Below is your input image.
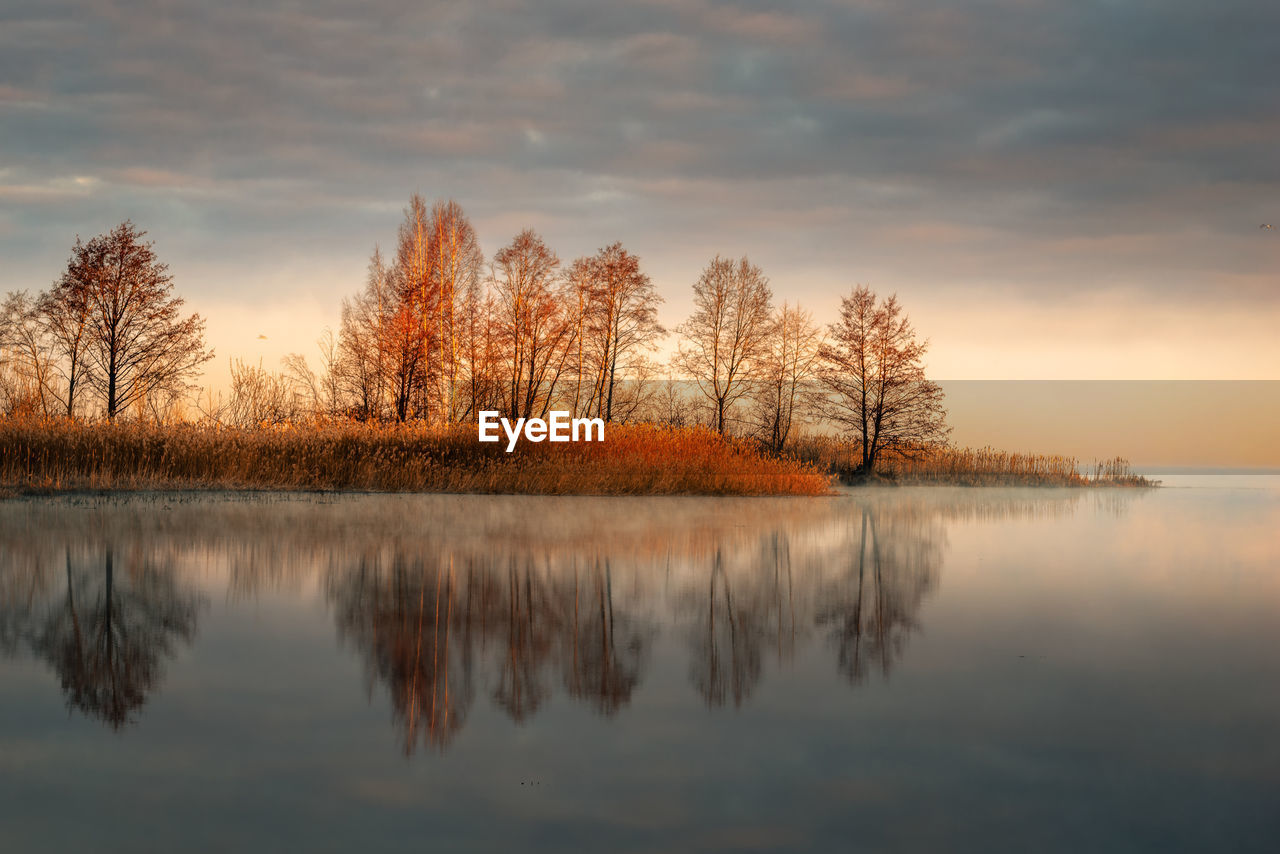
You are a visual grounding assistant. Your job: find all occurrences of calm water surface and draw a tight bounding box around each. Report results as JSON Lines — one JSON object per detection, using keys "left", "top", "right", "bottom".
{"left": 1, "top": 480, "right": 1277, "bottom": 852}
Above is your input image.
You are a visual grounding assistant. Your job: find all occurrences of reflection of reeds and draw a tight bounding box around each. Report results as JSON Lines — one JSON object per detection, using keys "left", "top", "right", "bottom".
{"left": 791, "top": 438, "right": 1155, "bottom": 487}
{"left": 0, "top": 417, "right": 830, "bottom": 497}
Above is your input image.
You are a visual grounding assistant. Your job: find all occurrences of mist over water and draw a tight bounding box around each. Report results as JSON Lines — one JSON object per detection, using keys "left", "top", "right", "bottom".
{"left": 1, "top": 485, "right": 1277, "bottom": 852}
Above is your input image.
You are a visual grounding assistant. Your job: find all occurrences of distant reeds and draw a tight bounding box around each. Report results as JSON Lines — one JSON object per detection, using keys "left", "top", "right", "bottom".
{"left": 790, "top": 437, "right": 1155, "bottom": 487}
{"left": 0, "top": 417, "right": 832, "bottom": 497}
{"left": 0, "top": 417, "right": 1156, "bottom": 498}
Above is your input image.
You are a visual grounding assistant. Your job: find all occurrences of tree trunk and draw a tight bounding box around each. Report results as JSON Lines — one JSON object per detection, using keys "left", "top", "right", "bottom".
{"left": 107, "top": 350, "right": 118, "bottom": 420}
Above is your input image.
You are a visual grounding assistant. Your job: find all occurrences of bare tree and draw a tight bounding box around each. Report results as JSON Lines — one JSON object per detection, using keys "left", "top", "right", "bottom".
{"left": 337, "top": 197, "right": 487, "bottom": 423}
{"left": 384, "top": 296, "right": 429, "bottom": 422}
{"left": 457, "top": 281, "right": 500, "bottom": 419}
{"left": 674, "top": 255, "right": 774, "bottom": 435}
{"left": 640, "top": 374, "right": 695, "bottom": 427}
{"left": 31, "top": 281, "right": 92, "bottom": 417}
{"left": 392, "top": 194, "right": 436, "bottom": 420}
{"left": 224, "top": 359, "right": 305, "bottom": 427}
{"left": 754, "top": 302, "right": 823, "bottom": 451}
{"left": 562, "top": 255, "right": 597, "bottom": 416}
{"left": 279, "top": 330, "right": 342, "bottom": 419}
{"left": 336, "top": 235, "right": 428, "bottom": 423}
{"left": 430, "top": 200, "right": 484, "bottom": 422}
{"left": 1, "top": 292, "right": 59, "bottom": 417}
{"left": 576, "top": 243, "right": 664, "bottom": 421}
{"left": 334, "top": 247, "right": 393, "bottom": 419}
{"left": 817, "top": 286, "right": 948, "bottom": 473}
{"left": 491, "top": 229, "right": 569, "bottom": 419}
{"left": 597, "top": 354, "right": 660, "bottom": 424}
{"left": 54, "top": 222, "right": 212, "bottom": 419}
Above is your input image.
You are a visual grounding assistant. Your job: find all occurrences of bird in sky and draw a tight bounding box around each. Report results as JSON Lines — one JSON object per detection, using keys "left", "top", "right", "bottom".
{"left": 1262, "top": 224, "right": 1274, "bottom": 230}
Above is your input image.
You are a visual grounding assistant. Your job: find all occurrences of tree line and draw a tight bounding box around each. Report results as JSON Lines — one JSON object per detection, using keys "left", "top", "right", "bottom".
{"left": 323, "top": 197, "right": 665, "bottom": 426}
{"left": 0, "top": 197, "right": 948, "bottom": 472}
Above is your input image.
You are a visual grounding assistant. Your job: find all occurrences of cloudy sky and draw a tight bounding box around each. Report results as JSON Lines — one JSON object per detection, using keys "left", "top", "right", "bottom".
{"left": 2, "top": 0, "right": 1277, "bottom": 382}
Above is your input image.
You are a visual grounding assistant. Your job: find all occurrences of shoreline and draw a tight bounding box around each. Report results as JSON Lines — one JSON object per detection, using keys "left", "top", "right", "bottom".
{"left": 0, "top": 478, "right": 1160, "bottom": 502}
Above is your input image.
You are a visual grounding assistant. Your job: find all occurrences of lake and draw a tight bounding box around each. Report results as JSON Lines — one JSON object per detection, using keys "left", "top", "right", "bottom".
{"left": 1, "top": 480, "right": 1277, "bottom": 852}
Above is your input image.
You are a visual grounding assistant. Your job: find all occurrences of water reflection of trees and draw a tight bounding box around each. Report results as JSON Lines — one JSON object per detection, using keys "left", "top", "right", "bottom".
{"left": 0, "top": 543, "right": 203, "bottom": 729}
{"left": 686, "top": 548, "right": 766, "bottom": 708}
{"left": 0, "top": 488, "right": 1116, "bottom": 745}
{"left": 330, "top": 555, "right": 472, "bottom": 752}
{"left": 328, "top": 553, "right": 648, "bottom": 753}
{"left": 326, "top": 498, "right": 947, "bottom": 743}
{"left": 818, "top": 508, "right": 942, "bottom": 685}
{"left": 562, "top": 559, "right": 645, "bottom": 716}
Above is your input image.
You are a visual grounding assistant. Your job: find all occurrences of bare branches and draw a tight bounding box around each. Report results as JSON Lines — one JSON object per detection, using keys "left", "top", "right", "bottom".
{"left": 754, "top": 302, "right": 823, "bottom": 452}
{"left": 579, "top": 243, "right": 664, "bottom": 422}
{"left": 11, "top": 206, "right": 951, "bottom": 459}
{"left": 674, "top": 256, "right": 774, "bottom": 435}
{"left": 325, "top": 196, "right": 665, "bottom": 425}
{"left": 226, "top": 359, "right": 307, "bottom": 427}
{"left": 335, "top": 199, "right": 489, "bottom": 423}
{"left": 34, "top": 280, "right": 91, "bottom": 417}
{"left": 431, "top": 200, "right": 485, "bottom": 422}
{"left": 31, "top": 221, "right": 213, "bottom": 420}
{"left": 817, "top": 286, "right": 948, "bottom": 472}
{"left": 1, "top": 292, "right": 60, "bottom": 417}
{"left": 333, "top": 248, "right": 393, "bottom": 419}
{"left": 491, "top": 229, "right": 564, "bottom": 420}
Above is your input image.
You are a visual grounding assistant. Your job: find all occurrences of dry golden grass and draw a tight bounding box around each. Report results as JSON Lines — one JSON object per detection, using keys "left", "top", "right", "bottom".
{"left": 0, "top": 417, "right": 833, "bottom": 497}
{"left": 791, "top": 437, "right": 1154, "bottom": 487}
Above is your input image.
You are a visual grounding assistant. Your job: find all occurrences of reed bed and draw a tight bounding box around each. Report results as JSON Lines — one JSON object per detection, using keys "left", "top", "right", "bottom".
{"left": 0, "top": 417, "right": 832, "bottom": 497}
{"left": 791, "top": 437, "right": 1154, "bottom": 487}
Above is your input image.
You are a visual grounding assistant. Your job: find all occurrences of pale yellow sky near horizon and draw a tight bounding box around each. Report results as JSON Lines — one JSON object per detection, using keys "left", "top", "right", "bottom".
{"left": 194, "top": 267, "right": 1280, "bottom": 391}
{"left": 941, "top": 381, "right": 1280, "bottom": 470}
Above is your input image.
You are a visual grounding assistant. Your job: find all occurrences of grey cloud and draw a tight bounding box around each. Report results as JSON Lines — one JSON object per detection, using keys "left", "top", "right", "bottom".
{"left": 0, "top": 0, "right": 1277, "bottom": 309}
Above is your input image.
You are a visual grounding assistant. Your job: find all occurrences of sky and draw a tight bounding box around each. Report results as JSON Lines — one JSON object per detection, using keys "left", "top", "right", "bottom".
{"left": 941, "top": 381, "right": 1280, "bottom": 469}
{"left": 2, "top": 0, "right": 1278, "bottom": 384}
